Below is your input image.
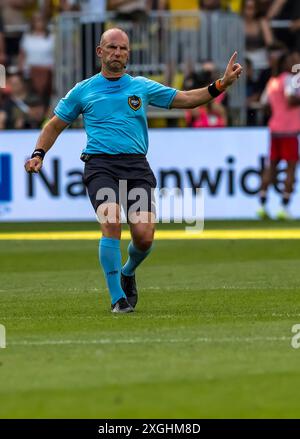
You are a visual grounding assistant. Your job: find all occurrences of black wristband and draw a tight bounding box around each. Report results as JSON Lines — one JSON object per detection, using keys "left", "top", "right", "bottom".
{"left": 31, "top": 149, "right": 46, "bottom": 160}
{"left": 208, "top": 81, "right": 222, "bottom": 98}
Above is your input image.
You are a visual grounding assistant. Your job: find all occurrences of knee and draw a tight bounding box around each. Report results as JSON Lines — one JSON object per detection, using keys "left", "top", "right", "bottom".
{"left": 97, "top": 203, "right": 121, "bottom": 239}
{"left": 133, "top": 231, "right": 154, "bottom": 252}
{"left": 102, "top": 222, "right": 121, "bottom": 239}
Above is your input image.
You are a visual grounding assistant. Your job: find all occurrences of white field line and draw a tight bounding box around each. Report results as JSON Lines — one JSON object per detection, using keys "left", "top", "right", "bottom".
{"left": 1, "top": 286, "right": 299, "bottom": 295}
{"left": 8, "top": 336, "right": 290, "bottom": 347}
{"left": 2, "top": 312, "right": 300, "bottom": 321}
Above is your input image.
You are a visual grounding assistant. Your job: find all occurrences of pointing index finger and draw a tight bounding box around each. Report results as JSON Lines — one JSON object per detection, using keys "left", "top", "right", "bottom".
{"left": 229, "top": 51, "right": 238, "bottom": 67}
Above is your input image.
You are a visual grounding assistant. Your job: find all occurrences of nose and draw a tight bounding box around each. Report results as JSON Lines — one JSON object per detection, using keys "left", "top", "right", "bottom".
{"left": 115, "top": 46, "right": 121, "bottom": 56}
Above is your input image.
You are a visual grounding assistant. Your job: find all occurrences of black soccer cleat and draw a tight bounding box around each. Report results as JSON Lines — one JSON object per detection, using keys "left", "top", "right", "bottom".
{"left": 121, "top": 273, "right": 138, "bottom": 308}
{"left": 111, "top": 297, "right": 134, "bottom": 314}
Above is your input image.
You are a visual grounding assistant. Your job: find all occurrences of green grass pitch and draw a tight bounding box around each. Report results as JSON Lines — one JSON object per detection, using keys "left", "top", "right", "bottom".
{"left": 0, "top": 221, "right": 300, "bottom": 418}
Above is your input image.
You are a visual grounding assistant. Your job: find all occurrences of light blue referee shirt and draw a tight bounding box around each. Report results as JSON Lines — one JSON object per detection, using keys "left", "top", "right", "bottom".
{"left": 54, "top": 73, "right": 177, "bottom": 155}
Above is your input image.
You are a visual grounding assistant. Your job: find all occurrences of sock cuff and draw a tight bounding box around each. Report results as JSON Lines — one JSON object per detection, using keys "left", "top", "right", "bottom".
{"left": 129, "top": 241, "right": 153, "bottom": 255}
{"left": 100, "top": 237, "right": 120, "bottom": 248}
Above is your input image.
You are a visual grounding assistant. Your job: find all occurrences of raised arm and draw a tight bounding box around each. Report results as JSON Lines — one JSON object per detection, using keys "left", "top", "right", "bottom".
{"left": 266, "top": 0, "right": 287, "bottom": 20}
{"left": 261, "top": 18, "right": 274, "bottom": 47}
{"left": 24, "top": 115, "right": 69, "bottom": 173}
{"left": 171, "top": 52, "right": 243, "bottom": 109}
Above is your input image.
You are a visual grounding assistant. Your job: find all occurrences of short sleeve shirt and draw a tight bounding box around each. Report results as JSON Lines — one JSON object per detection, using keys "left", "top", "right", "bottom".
{"left": 54, "top": 73, "right": 177, "bottom": 154}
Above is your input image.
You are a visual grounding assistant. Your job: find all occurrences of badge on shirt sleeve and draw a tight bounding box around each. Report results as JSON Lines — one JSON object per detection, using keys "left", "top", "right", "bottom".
{"left": 128, "top": 95, "right": 142, "bottom": 111}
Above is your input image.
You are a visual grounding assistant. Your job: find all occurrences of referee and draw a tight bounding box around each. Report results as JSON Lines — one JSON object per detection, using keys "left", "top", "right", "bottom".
{"left": 25, "top": 28, "right": 242, "bottom": 313}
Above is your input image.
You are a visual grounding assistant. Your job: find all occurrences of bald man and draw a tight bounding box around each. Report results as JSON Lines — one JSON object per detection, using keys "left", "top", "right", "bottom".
{"left": 24, "top": 28, "right": 242, "bottom": 313}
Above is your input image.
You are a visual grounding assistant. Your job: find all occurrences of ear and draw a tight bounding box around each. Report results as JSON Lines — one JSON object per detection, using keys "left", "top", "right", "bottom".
{"left": 96, "top": 45, "right": 102, "bottom": 59}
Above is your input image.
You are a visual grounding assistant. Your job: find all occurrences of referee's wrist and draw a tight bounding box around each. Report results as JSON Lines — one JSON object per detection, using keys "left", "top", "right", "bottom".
{"left": 31, "top": 149, "right": 46, "bottom": 160}
{"left": 208, "top": 78, "right": 228, "bottom": 98}
{"left": 216, "top": 78, "right": 227, "bottom": 92}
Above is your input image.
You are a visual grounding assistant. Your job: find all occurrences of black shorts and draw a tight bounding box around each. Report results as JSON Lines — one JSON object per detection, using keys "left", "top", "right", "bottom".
{"left": 82, "top": 153, "right": 157, "bottom": 217}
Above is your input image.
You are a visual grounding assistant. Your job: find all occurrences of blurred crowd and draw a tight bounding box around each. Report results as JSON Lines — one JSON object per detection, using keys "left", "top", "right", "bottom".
{"left": 0, "top": 0, "right": 299, "bottom": 129}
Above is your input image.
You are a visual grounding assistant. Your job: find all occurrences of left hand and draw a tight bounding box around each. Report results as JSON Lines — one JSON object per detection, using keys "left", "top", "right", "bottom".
{"left": 221, "top": 52, "right": 243, "bottom": 88}
{"left": 24, "top": 156, "right": 43, "bottom": 173}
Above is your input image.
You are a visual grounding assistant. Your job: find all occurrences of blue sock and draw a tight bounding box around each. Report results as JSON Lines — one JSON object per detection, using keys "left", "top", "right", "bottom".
{"left": 122, "top": 241, "right": 152, "bottom": 277}
{"left": 99, "top": 237, "right": 126, "bottom": 305}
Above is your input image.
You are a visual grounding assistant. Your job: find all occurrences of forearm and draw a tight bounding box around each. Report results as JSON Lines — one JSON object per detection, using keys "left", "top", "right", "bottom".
{"left": 267, "top": 0, "right": 287, "bottom": 19}
{"left": 33, "top": 116, "right": 68, "bottom": 155}
{"left": 179, "top": 87, "right": 214, "bottom": 109}
{"left": 25, "top": 116, "right": 68, "bottom": 173}
{"left": 0, "top": 33, "right": 6, "bottom": 60}
{"left": 261, "top": 19, "right": 274, "bottom": 46}
{"left": 172, "top": 52, "right": 243, "bottom": 110}
{"left": 34, "top": 124, "right": 60, "bottom": 153}
{"left": 171, "top": 79, "right": 226, "bottom": 109}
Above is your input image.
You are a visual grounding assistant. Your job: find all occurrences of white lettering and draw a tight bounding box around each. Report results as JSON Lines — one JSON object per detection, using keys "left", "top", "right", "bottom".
{"left": 291, "top": 324, "right": 300, "bottom": 349}
{"left": 0, "top": 324, "right": 5, "bottom": 348}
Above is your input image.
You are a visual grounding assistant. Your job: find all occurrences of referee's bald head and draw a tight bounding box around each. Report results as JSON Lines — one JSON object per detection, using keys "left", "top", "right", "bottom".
{"left": 96, "top": 27, "right": 130, "bottom": 75}
{"left": 99, "top": 28, "right": 129, "bottom": 48}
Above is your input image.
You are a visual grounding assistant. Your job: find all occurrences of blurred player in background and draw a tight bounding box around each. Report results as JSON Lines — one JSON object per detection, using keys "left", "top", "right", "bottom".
{"left": 24, "top": 28, "right": 242, "bottom": 313}
{"left": 258, "top": 51, "right": 300, "bottom": 220}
